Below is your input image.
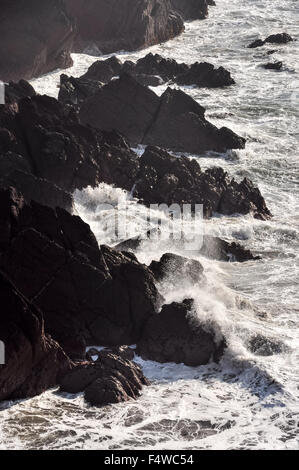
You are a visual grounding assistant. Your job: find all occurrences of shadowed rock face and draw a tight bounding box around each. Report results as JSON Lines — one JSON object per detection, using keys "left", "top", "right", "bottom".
{"left": 170, "top": 0, "right": 209, "bottom": 20}
{"left": 65, "top": 0, "right": 184, "bottom": 54}
{"left": 0, "top": 92, "right": 140, "bottom": 210}
{"left": 137, "top": 299, "right": 226, "bottom": 366}
{"left": 0, "top": 0, "right": 74, "bottom": 82}
{"left": 60, "top": 349, "right": 149, "bottom": 407}
{"left": 79, "top": 73, "right": 245, "bottom": 153}
{"left": 0, "top": 269, "right": 72, "bottom": 401}
{"left": 0, "top": 187, "right": 161, "bottom": 359}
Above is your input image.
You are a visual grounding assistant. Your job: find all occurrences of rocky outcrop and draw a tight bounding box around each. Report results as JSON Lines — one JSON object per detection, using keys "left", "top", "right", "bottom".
{"left": 65, "top": 0, "right": 184, "bottom": 54}
{"left": 79, "top": 73, "right": 245, "bottom": 153}
{"left": 248, "top": 32, "right": 293, "bottom": 48}
{"left": 149, "top": 253, "right": 205, "bottom": 284}
{"left": 0, "top": 187, "right": 160, "bottom": 359}
{"left": 0, "top": 0, "right": 74, "bottom": 82}
{"left": 0, "top": 269, "right": 72, "bottom": 401}
{"left": 133, "top": 146, "right": 271, "bottom": 220}
{"left": 60, "top": 349, "right": 149, "bottom": 407}
{"left": 79, "top": 53, "right": 235, "bottom": 89}
{"left": 137, "top": 299, "right": 226, "bottom": 366}
{"left": 0, "top": 92, "right": 139, "bottom": 209}
{"left": 0, "top": 91, "right": 269, "bottom": 220}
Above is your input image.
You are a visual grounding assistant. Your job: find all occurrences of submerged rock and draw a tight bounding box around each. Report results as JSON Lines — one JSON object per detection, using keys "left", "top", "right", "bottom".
{"left": 60, "top": 349, "right": 149, "bottom": 407}
{"left": 137, "top": 299, "right": 226, "bottom": 366}
{"left": 80, "top": 74, "right": 245, "bottom": 153}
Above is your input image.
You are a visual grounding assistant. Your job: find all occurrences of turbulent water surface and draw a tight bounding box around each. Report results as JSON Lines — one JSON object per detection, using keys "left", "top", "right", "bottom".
{"left": 1, "top": 0, "right": 298, "bottom": 450}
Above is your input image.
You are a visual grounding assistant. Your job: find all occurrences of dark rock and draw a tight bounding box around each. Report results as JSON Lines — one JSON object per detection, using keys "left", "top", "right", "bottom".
{"left": 102, "top": 346, "right": 135, "bottom": 362}
{"left": 199, "top": 236, "right": 261, "bottom": 262}
{"left": 58, "top": 74, "right": 103, "bottom": 106}
{"left": 248, "top": 334, "right": 286, "bottom": 356}
{"left": 0, "top": 94, "right": 139, "bottom": 208}
{"left": 133, "top": 146, "right": 271, "bottom": 220}
{"left": 79, "top": 74, "right": 245, "bottom": 152}
{"left": 248, "top": 33, "right": 293, "bottom": 49}
{"left": 175, "top": 62, "right": 235, "bottom": 87}
{"left": 0, "top": 0, "right": 74, "bottom": 82}
{"left": 248, "top": 39, "right": 265, "bottom": 49}
{"left": 0, "top": 269, "right": 72, "bottom": 401}
{"left": 5, "top": 80, "right": 36, "bottom": 104}
{"left": 137, "top": 299, "right": 226, "bottom": 366}
{"left": 264, "top": 33, "right": 293, "bottom": 45}
{"left": 65, "top": 0, "right": 184, "bottom": 54}
{"left": 80, "top": 53, "right": 235, "bottom": 91}
{"left": 82, "top": 56, "right": 123, "bottom": 82}
{"left": 128, "top": 53, "right": 188, "bottom": 82}
{"left": 0, "top": 187, "right": 161, "bottom": 357}
{"left": 263, "top": 62, "right": 283, "bottom": 70}
{"left": 149, "top": 253, "right": 204, "bottom": 284}
{"left": 60, "top": 350, "right": 149, "bottom": 407}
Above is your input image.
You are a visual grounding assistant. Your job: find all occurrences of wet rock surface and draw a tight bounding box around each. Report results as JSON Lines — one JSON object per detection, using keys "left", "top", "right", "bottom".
{"left": 60, "top": 349, "right": 149, "bottom": 407}
{"left": 149, "top": 253, "right": 205, "bottom": 284}
{"left": 137, "top": 299, "right": 226, "bottom": 366}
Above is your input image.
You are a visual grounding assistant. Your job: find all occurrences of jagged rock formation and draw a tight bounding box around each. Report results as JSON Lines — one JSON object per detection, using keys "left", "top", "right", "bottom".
{"left": 65, "top": 0, "right": 184, "bottom": 54}
{"left": 0, "top": 269, "right": 72, "bottom": 401}
{"left": 60, "top": 349, "right": 149, "bottom": 407}
{"left": 0, "top": 0, "right": 74, "bottom": 82}
{"left": 84, "top": 53, "right": 234, "bottom": 88}
{"left": 0, "top": 187, "right": 161, "bottom": 359}
{"left": 0, "top": 88, "right": 270, "bottom": 221}
{"left": 137, "top": 299, "right": 226, "bottom": 366}
{"left": 79, "top": 73, "right": 245, "bottom": 153}
{"left": 0, "top": 91, "right": 139, "bottom": 210}
{"left": 133, "top": 146, "right": 271, "bottom": 219}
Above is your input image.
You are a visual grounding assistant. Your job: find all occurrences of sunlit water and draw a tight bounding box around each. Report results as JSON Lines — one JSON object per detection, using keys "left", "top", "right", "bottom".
{"left": 1, "top": 0, "right": 298, "bottom": 450}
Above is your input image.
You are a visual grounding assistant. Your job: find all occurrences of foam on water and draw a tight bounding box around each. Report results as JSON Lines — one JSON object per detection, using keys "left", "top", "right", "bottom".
{"left": 1, "top": 0, "right": 298, "bottom": 450}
